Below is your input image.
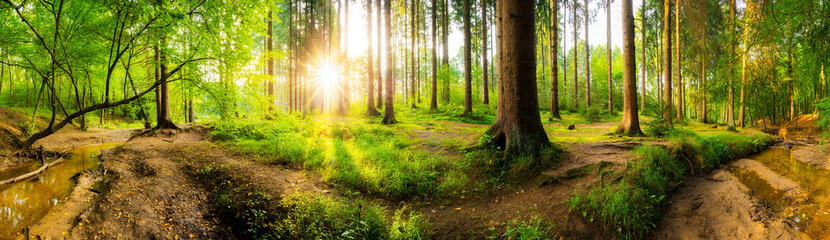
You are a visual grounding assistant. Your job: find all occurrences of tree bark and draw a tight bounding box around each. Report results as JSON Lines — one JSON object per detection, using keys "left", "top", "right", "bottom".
{"left": 640, "top": 0, "right": 645, "bottom": 113}
{"left": 411, "top": 0, "right": 418, "bottom": 108}
{"left": 618, "top": 0, "right": 642, "bottom": 136}
{"left": 382, "top": 0, "right": 396, "bottom": 124}
{"left": 156, "top": 38, "right": 178, "bottom": 130}
{"left": 584, "top": 0, "right": 591, "bottom": 109}
{"left": 482, "top": 0, "right": 489, "bottom": 105}
{"left": 442, "top": 0, "right": 450, "bottom": 103}
{"left": 727, "top": 0, "right": 736, "bottom": 129}
{"left": 550, "top": 0, "right": 561, "bottom": 119}
{"left": 676, "top": 0, "right": 682, "bottom": 122}
{"left": 607, "top": 0, "right": 612, "bottom": 111}
{"left": 463, "top": 0, "right": 473, "bottom": 115}
{"left": 267, "top": 11, "right": 275, "bottom": 112}
{"left": 486, "top": 0, "right": 551, "bottom": 157}
{"left": 431, "top": 0, "right": 439, "bottom": 110}
{"left": 366, "top": 0, "right": 379, "bottom": 116}
{"left": 573, "top": 0, "right": 579, "bottom": 109}
{"left": 376, "top": 0, "right": 383, "bottom": 109}
{"left": 662, "top": 0, "right": 672, "bottom": 123}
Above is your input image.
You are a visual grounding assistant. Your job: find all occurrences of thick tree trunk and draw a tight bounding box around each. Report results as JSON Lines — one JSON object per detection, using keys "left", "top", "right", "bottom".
{"left": 607, "top": 0, "right": 612, "bottom": 111}
{"left": 482, "top": 0, "right": 489, "bottom": 105}
{"left": 431, "top": 0, "right": 439, "bottom": 110}
{"left": 486, "top": 0, "right": 551, "bottom": 157}
{"left": 366, "top": 0, "right": 379, "bottom": 116}
{"left": 156, "top": 39, "right": 178, "bottom": 130}
{"left": 550, "top": 0, "right": 561, "bottom": 119}
{"left": 463, "top": 0, "right": 473, "bottom": 115}
{"left": 662, "top": 0, "right": 672, "bottom": 123}
{"left": 382, "top": 0, "right": 396, "bottom": 124}
{"left": 618, "top": 0, "right": 642, "bottom": 136}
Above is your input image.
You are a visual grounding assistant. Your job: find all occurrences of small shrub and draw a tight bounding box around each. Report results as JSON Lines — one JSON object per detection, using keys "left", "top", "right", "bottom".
{"left": 582, "top": 105, "right": 608, "bottom": 122}
{"left": 494, "top": 215, "right": 553, "bottom": 240}
{"left": 817, "top": 98, "right": 830, "bottom": 140}
{"left": 390, "top": 207, "right": 432, "bottom": 240}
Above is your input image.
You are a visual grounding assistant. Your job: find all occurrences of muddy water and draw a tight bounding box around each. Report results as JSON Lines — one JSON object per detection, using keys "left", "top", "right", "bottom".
{"left": 729, "top": 147, "right": 830, "bottom": 239}
{"left": 0, "top": 142, "right": 124, "bottom": 239}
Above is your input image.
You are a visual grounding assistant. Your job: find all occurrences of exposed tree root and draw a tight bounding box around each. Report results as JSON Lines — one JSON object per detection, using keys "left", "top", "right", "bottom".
{"left": 0, "top": 157, "right": 65, "bottom": 185}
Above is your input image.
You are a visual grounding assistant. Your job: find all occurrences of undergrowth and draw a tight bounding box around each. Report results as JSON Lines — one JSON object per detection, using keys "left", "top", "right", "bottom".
{"left": 192, "top": 163, "right": 431, "bottom": 239}
{"left": 568, "top": 130, "right": 774, "bottom": 240}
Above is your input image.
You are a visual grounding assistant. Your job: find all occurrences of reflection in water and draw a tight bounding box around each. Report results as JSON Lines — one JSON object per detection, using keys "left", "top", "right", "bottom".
{"left": 0, "top": 142, "right": 124, "bottom": 239}
{"left": 729, "top": 148, "right": 830, "bottom": 239}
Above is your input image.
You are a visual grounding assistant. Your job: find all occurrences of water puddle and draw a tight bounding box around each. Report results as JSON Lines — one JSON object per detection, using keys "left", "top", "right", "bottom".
{"left": 0, "top": 141, "right": 124, "bottom": 239}
{"left": 728, "top": 147, "right": 830, "bottom": 238}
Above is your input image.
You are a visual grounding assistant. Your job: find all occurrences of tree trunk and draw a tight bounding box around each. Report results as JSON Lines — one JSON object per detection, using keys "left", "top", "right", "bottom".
{"left": 486, "top": 0, "right": 551, "bottom": 157}
{"left": 618, "top": 0, "right": 642, "bottom": 136}
{"left": 382, "top": 0, "right": 396, "bottom": 124}
{"left": 675, "top": 0, "right": 682, "bottom": 122}
{"left": 640, "top": 0, "right": 645, "bottom": 113}
{"left": 701, "top": 44, "right": 708, "bottom": 123}
{"left": 376, "top": 0, "right": 383, "bottom": 109}
{"left": 584, "top": 0, "right": 591, "bottom": 109}
{"left": 431, "top": 0, "right": 439, "bottom": 110}
{"left": 550, "top": 0, "right": 561, "bottom": 119}
{"left": 156, "top": 39, "right": 178, "bottom": 130}
{"left": 739, "top": 48, "right": 747, "bottom": 127}
{"left": 411, "top": 0, "right": 418, "bottom": 108}
{"left": 727, "top": 0, "right": 735, "bottom": 129}
{"left": 482, "top": 0, "right": 489, "bottom": 105}
{"left": 267, "top": 11, "right": 275, "bottom": 112}
{"left": 366, "top": 0, "right": 379, "bottom": 116}
{"left": 607, "top": 0, "right": 612, "bottom": 111}
{"left": 573, "top": 0, "right": 579, "bottom": 110}
{"left": 662, "top": 0, "right": 672, "bottom": 123}
{"left": 442, "top": 0, "right": 450, "bottom": 103}
{"left": 463, "top": 0, "right": 473, "bottom": 115}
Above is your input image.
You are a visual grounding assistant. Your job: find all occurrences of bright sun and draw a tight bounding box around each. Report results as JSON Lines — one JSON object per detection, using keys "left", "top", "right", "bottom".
{"left": 312, "top": 60, "right": 341, "bottom": 88}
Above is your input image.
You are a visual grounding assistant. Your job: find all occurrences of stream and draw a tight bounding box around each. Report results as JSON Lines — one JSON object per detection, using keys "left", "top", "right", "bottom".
{"left": 0, "top": 142, "right": 124, "bottom": 239}
{"left": 729, "top": 147, "right": 830, "bottom": 239}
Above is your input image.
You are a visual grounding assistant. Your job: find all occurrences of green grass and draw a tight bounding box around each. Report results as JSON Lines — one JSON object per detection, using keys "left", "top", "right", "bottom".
{"left": 192, "top": 162, "right": 431, "bottom": 239}
{"left": 568, "top": 130, "right": 774, "bottom": 240}
{"left": 489, "top": 214, "right": 554, "bottom": 240}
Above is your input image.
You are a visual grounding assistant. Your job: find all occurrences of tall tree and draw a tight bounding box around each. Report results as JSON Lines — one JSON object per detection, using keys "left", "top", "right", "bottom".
{"left": 617, "top": 0, "right": 642, "bottom": 135}
{"left": 640, "top": 0, "right": 646, "bottom": 113}
{"left": 606, "top": 0, "right": 612, "bottom": 111}
{"left": 442, "top": 0, "right": 450, "bottom": 103}
{"left": 376, "top": 0, "right": 383, "bottom": 108}
{"left": 411, "top": 0, "right": 418, "bottom": 108}
{"left": 584, "top": 0, "right": 591, "bottom": 109}
{"left": 482, "top": 0, "right": 489, "bottom": 105}
{"left": 550, "top": 0, "right": 561, "bottom": 119}
{"left": 366, "top": 0, "right": 379, "bottom": 116}
{"left": 463, "top": 0, "right": 473, "bottom": 115}
{"left": 267, "top": 11, "right": 275, "bottom": 112}
{"left": 573, "top": 0, "right": 579, "bottom": 109}
{"left": 485, "top": 0, "right": 550, "bottom": 157}
{"left": 662, "top": 0, "right": 672, "bottom": 123}
{"left": 675, "top": 0, "right": 682, "bottom": 122}
{"left": 382, "top": 0, "right": 396, "bottom": 124}
{"left": 727, "top": 0, "right": 736, "bottom": 129}
{"left": 156, "top": 38, "right": 178, "bottom": 130}
{"left": 431, "top": 0, "right": 439, "bottom": 110}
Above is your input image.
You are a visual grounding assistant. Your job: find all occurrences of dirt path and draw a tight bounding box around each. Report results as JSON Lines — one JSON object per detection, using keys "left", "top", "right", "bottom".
{"left": 26, "top": 130, "right": 327, "bottom": 240}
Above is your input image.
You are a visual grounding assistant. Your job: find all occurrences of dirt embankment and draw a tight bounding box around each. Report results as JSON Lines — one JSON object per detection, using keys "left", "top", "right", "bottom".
{"left": 27, "top": 130, "right": 327, "bottom": 240}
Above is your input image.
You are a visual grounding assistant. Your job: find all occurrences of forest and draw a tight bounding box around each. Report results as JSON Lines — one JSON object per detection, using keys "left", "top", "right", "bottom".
{"left": 0, "top": 0, "right": 828, "bottom": 239}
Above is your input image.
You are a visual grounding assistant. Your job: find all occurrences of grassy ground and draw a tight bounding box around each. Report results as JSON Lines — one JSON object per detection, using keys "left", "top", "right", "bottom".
{"left": 204, "top": 105, "right": 774, "bottom": 239}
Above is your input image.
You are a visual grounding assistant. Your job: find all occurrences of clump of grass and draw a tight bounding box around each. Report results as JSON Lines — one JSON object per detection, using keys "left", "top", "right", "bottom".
{"left": 490, "top": 215, "right": 554, "bottom": 240}
{"left": 281, "top": 193, "right": 389, "bottom": 239}
{"left": 568, "top": 131, "right": 773, "bottom": 239}
{"left": 390, "top": 207, "right": 432, "bottom": 239}
{"left": 461, "top": 143, "right": 563, "bottom": 185}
